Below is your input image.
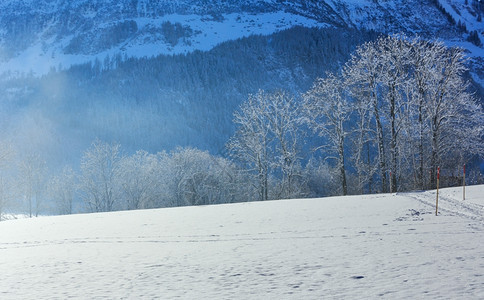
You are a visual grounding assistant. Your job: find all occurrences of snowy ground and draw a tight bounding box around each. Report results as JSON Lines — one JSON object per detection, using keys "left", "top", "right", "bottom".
{"left": 0, "top": 185, "right": 483, "bottom": 299}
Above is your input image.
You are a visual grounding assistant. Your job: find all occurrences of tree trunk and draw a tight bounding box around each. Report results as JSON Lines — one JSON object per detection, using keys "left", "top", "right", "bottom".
{"left": 390, "top": 85, "right": 398, "bottom": 193}
{"left": 373, "top": 100, "right": 387, "bottom": 193}
{"left": 367, "top": 142, "right": 373, "bottom": 194}
{"left": 339, "top": 134, "right": 347, "bottom": 196}
{"left": 418, "top": 102, "right": 424, "bottom": 190}
{"left": 430, "top": 117, "right": 439, "bottom": 188}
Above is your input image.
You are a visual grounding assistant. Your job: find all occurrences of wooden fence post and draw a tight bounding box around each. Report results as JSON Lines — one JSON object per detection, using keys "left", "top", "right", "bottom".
{"left": 463, "top": 164, "right": 466, "bottom": 201}
{"left": 435, "top": 167, "right": 440, "bottom": 216}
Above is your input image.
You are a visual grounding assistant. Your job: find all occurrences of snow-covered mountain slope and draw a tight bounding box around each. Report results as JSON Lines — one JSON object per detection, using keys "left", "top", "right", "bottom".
{"left": 0, "top": 0, "right": 481, "bottom": 77}
{"left": 0, "top": 185, "right": 483, "bottom": 299}
{"left": 0, "top": 10, "right": 325, "bottom": 75}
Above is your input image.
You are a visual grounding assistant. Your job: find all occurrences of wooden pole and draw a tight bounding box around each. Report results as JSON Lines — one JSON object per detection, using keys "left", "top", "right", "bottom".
{"left": 463, "top": 164, "right": 466, "bottom": 201}
{"left": 389, "top": 171, "right": 392, "bottom": 193}
{"left": 435, "top": 167, "right": 440, "bottom": 216}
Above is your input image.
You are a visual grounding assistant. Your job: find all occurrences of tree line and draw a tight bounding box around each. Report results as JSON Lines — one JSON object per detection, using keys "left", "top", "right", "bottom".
{"left": 0, "top": 34, "right": 482, "bottom": 218}
{"left": 230, "top": 34, "right": 483, "bottom": 198}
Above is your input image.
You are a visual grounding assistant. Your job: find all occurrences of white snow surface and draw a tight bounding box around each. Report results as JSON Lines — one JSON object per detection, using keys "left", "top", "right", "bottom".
{"left": 0, "top": 185, "right": 483, "bottom": 299}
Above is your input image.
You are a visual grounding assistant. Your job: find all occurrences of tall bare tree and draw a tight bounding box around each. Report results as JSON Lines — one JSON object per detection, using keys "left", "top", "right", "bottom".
{"left": 19, "top": 153, "right": 47, "bottom": 217}
{"left": 0, "top": 143, "right": 15, "bottom": 220}
{"left": 118, "top": 150, "right": 159, "bottom": 210}
{"left": 376, "top": 35, "right": 413, "bottom": 192}
{"left": 49, "top": 166, "right": 77, "bottom": 215}
{"left": 79, "top": 139, "right": 122, "bottom": 212}
{"left": 228, "top": 90, "right": 305, "bottom": 200}
{"left": 421, "top": 45, "right": 482, "bottom": 187}
{"left": 265, "top": 90, "right": 306, "bottom": 199}
{"left": 344, "top": 40, "right": 389, "bottom": 193}
{"left": 344, "top": 35, "right": 483, "bottom": 192}
{"left": 303, "top": 73, "right": 350, "bottom": 195}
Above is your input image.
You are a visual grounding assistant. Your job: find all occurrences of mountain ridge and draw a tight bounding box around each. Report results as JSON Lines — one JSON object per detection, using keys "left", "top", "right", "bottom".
{"left": 1, "top": 0, "right": 480, "bottom": 76}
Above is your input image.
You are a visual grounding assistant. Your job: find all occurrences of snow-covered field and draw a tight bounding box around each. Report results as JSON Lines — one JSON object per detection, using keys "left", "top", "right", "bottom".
{"left": 0, "top": 185, "right": 483, "bottom": 299}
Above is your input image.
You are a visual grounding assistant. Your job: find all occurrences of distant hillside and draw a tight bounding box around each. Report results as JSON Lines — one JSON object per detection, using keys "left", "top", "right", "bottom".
{"left": 0, "top": 0, "right": 478, "bottom": 76}
{"left": 0, "top": 27, "right": 376, "bottom": 168}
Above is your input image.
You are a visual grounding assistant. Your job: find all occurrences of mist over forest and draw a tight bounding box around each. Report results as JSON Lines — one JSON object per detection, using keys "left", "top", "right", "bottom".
{"left": 0, "top": 27, "right": 376, "bottom": 170}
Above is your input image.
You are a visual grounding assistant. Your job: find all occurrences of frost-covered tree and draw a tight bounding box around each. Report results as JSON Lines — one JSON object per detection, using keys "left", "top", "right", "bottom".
{"left": 345, "top": 35, "right": 483, "bottom": 191}
{"left": 265, "top": 90, "right": 306, "bottom": 199}
{"left": 157, "top": 148, "right": 248, "bottom": 206}
{"left": 228, "top": 90, "right": 306, "bottom": 200}
{"left": 79, "top": 139, "right": 123, "bottom": 212}
{"left": 149, "top": 151, "right": 176, "bottom": 208}
{"left": 421, "top": 45, "right": 483, "bottom": 186}
{"left": 376, "top": 35, "right": 413, "bottom": 192}
{"left": 303, "top": 73, "right": 350, "bottom": 195}
{"left": 118, "top": 150, "right": 159, "bottom": 210}
{"left": 227, "top": 91, "right": 273, "bottom": 201}
{"left": 407, "top": 38, "right": 436, "bottom": 189}
{"left": 401, "top": 39, "right": 483, "bottom": 188}
{"left": 0, "top": 144, "right": 15, "bottom": 220}
{"left": 349, "top": 84, "right": 377, "bottom": 194}
{"left": 49, "top": 166, "right": 77, "bottom": 215}
{"left": 19, "top": 153, "right": 47, "bottom": 217}
{"left": 303, "top": 157, "right": 341, "bottom": 197}
{"left": 344, "top": 39, "right": 389, "bottom": 193}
